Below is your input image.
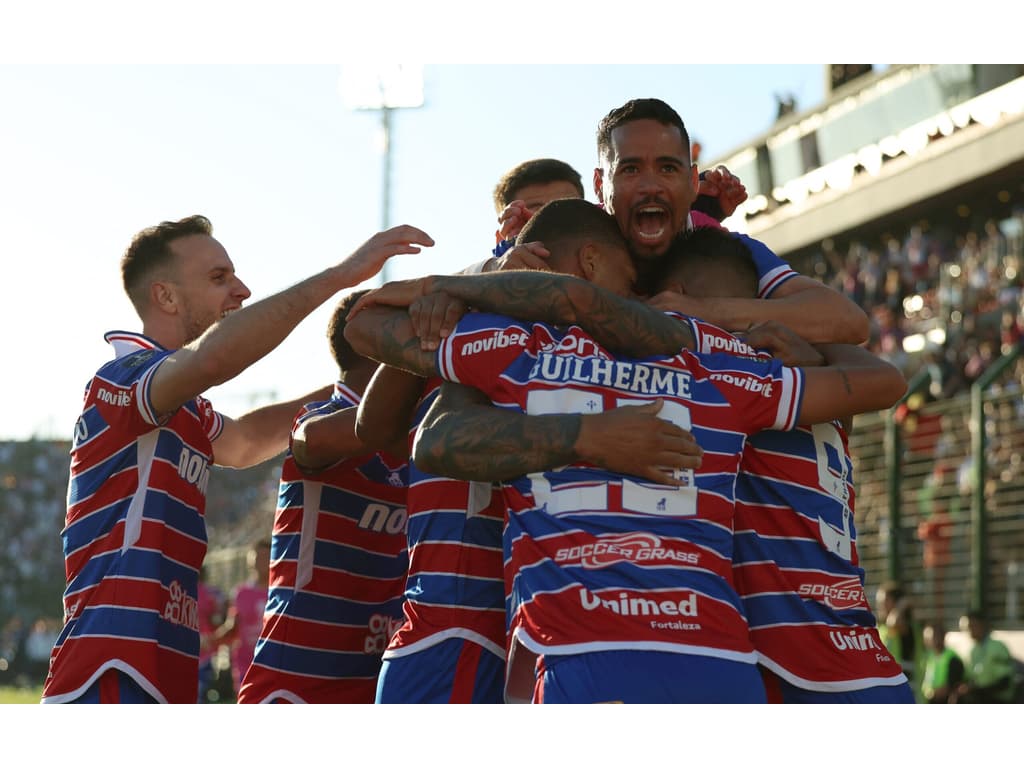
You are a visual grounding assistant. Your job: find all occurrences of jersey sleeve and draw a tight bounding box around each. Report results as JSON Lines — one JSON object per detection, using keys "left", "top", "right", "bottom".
{"left": 435, "top": 312, "right": 533, "bottom": 393}
{"left": 89, "top": 348, "right": 174, "bottom": 436}
{"left": 687, "top": 317, "right": 772, "bottom": 360}
{"left": 736, "top": 233, "right": 798, "bottom": 299}
{"left": 695, "top": 350, "right": 805, "bottom": 433}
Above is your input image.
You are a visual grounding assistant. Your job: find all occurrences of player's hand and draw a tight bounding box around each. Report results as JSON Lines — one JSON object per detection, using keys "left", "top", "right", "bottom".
{"left": 347, "top": 275, "right": 435, "bottom": 319}
{"left": 742, "top": 321, "right": 825, "bottom": 367}
{"left": 645, "top": 290, "right": 695, "bottom": 314}
{"left": 337, "top": 224, "right": 434, "bottom": 287}
{"left": 497, "top": 200, "right": 533, "bottom": 242}
{"left": 494, "top": 241, "right": 552, "bottom": 272}
{"left": 576, "top": 399, "right": 703, "bottom": 485}
{"left": 409, "top": 291, "right": 469, "bottom": 351}
{"left": 698, "top": 166, "right": 748, "bottom": 218}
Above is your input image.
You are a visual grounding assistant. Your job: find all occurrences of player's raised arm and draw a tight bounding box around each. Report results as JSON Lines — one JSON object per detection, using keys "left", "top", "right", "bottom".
{"left": 150, "top": 225, "right": 433, "bottom": 418}
{"left": 423, "top": 270, "right": 695, "bottom": 357}
{"left": 344, "top": 305, "right": 440, "bottom": 378}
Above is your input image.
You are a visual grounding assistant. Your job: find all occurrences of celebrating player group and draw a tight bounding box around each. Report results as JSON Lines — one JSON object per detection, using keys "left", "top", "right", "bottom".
{"left": 40, "top": 98, "right": 913, "bottom": 705}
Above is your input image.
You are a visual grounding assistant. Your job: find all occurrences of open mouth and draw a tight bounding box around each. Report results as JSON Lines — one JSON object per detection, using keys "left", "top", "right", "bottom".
{"left": 632, "top": 206, "right": 670, "bottom": 244}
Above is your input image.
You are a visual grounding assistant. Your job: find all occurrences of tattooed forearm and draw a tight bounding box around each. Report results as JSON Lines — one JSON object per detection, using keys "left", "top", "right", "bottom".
{"left": 413, "top": 404, "right": 582, "bottom": 481}
{"left": 346, "top": 307, "right": 439, "bottom": 377}
{"left": 432, "top": 272, "right": 694, "bottom": 357}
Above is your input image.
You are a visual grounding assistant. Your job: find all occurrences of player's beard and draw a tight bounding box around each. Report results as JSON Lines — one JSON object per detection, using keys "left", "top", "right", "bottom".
{"left": 180, "top": 296, "right": 220, "bottom": 347}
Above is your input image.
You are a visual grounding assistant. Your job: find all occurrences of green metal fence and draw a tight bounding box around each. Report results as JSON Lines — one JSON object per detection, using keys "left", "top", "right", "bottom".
{"left": 853, "top": 347, "right": 1024, "bottom": 631}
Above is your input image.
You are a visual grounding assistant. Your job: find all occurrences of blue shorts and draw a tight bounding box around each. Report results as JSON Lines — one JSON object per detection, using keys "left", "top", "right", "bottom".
{"left": 69, "top": 669, "right": 159, "bottom": 704}
{"left": 776, "top": 677, "right": 915, "bottom": 704}
{"left": 375, "top": 638, "right": 504, "bottom": 703}
{"left": 537, "top": 650, "right": 766, "bottom": 703}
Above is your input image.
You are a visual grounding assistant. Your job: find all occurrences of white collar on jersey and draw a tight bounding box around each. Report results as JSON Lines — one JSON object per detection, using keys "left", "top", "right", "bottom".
{"left": 103, "top": 330, "right": 165, "bottom": 359}
{"left": 332, "top": 380, "right": 361, "bottom": 405}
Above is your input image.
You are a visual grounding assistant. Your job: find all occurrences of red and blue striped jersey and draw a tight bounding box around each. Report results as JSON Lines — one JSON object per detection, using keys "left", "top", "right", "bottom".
{"left": 435, "top": 313, "right": 804, "bottom": 664}
{"left": 237, "top": 383, "right": 409, "bottom": 704}
{"left": 692, "top": 320, "right": 907, "bottom": 690}
{"left": 42, "top": 331, "right": 224, "bottom": 704}
{"left": 382, "top": 378, "right": 507, "bottom": 662}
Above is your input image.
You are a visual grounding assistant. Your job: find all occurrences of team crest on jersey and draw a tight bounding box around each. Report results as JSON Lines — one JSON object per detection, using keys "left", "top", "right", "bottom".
{"left": 123, "top": 349, "right": 158, "bottom": 369}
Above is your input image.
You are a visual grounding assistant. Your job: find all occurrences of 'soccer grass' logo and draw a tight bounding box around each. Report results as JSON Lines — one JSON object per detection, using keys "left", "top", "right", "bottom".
{"left": 796, "top": 576, "right": 866, "bottom": 610}
{"left": 554, "top": 532, "right": 699, "bottom": 569}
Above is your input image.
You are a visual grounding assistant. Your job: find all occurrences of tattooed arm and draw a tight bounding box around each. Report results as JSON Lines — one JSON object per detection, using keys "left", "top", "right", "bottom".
{"left": 412, "top": 382, "right": 702, "bottom": 484}
{"left": 350, "top": 271, "right": 695, "bottom": 358}
{"left": 344, "top": 306, "right": 440, "bottom": 377}
{"left": 798, "top": 344, "right": 907, "bottom": 424}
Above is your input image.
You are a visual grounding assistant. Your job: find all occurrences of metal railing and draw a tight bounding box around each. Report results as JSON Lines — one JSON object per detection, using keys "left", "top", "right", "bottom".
{"left": 852, "top": 345, "right": 1024, "bottom": 630}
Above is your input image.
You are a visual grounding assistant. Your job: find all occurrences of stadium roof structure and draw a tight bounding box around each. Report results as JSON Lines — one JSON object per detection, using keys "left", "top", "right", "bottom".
{"left": 712, "top": 64, "right": 1024, "bottom": 257}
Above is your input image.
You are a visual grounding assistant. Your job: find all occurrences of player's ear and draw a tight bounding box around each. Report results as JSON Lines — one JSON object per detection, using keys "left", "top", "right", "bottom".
{"left": 593, "top": 167, "right": 605, "bottom": 204}
{"left": 578, "top": 242, "right": 600, "bottom": 282}
{"left": 151, "top": 280, "right": 179, "bottom": 315}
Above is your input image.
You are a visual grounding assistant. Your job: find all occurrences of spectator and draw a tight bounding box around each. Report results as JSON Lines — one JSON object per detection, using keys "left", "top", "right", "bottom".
{"left": 920, "top": 622, "right": 964, "bottom": 703}
{"left": 214, "top": 538, "right": 271, "bottom": 699}
{"left": 952, "top": 610, "right": 1017, "bottom": 703}
{"left": 197, "top": 565, "right": 227, "bottom": 703}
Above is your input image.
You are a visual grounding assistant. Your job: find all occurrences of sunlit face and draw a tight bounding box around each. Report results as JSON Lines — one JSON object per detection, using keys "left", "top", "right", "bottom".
{"left": 169, "top": 234, "right": 251, "bottom": 344}
{"left": 594, "top": 118, "right": 699, "bottom": 263}
{"left": 512, "top": 180, "right": 583, "bottom": 213}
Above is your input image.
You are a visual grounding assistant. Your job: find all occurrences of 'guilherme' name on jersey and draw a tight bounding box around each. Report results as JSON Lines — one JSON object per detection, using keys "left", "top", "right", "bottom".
{"left": 528, "top": 352, "right": 693, "bottom": 399}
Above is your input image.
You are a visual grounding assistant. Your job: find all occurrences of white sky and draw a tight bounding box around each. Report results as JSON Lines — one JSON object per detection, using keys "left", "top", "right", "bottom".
{"left": 0, "top": 3, "right": 1005, "bottom": 441}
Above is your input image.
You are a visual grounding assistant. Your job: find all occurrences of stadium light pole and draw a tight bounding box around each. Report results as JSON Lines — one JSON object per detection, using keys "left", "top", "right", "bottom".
{"left": 339, "top": 65, "right": 424, "bottom": 284}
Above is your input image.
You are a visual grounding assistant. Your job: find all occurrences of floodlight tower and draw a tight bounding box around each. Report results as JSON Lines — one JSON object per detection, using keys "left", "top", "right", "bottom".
{"left": 339, "top": 65, "right": 425, "bottom": 284}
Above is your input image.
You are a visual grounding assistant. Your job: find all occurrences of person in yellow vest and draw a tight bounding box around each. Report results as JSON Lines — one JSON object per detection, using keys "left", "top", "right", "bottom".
{"left": 952, "top": 611, "right": 1017, "bottom": 703}
{"left": 875, "top": 581, "right": 926, "bottom": 702}
{"left": 921, "top": 622, "right": 964, "bottom": 703}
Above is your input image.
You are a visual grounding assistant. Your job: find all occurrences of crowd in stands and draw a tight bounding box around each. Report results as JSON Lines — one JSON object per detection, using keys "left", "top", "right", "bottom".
{"left": 805, "top": 204, "right": 1024, "bottom": 398}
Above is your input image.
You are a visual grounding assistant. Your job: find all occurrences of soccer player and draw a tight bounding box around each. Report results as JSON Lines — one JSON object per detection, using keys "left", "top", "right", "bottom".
{"left": 651, "top": 227, "right": 915, "bottom": 703}
{"left": 492, "top": 98, "right": 867, "bottom": 343}
{"left": 40, "top": 216, "right": 432, "bottom": 704}
{"left": 491, "top": 157, "right": 585, "bottom": 257}
{"left": 345, "top": 199, "right": 906, "bottom": 702}
{"left": 354, "top": 162, "right": 695, "bottom": 704}
{"left": 238, "top": 292, "right": 411, "bottom": 704}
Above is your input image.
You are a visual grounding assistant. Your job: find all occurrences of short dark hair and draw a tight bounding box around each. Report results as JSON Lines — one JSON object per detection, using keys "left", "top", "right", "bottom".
{"left": 492, "top": 158, "right": 584, "bottom": 212}
{"left": 121, "top": 215, "right": 213, "bottom": 313}
{"left": 596, "top": 98, "right": 691, "bottom": 164}
{"left": 327, "top": 289, "right": 372, "bottom": 372}
{"left": 654, "top": 227, "right": 758, "bottom": 299}
{"left": 516, "top": 198, "right": 625, "bottom": 256}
